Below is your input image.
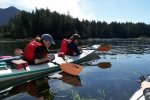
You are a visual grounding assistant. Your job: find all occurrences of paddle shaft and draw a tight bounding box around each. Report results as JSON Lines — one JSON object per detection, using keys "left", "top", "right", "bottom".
{"left": 50, "top": 61, "right": 60, "bottom": 66}
{"left": 80, "top": 62, "right": 111, "bottom": 68}
{"left": 82, "top": 48, "right": 97, "bottom": 50}
{"left": 82, "top": 45, "right": 111, "bottom": 51}
{"left": 49, "top": 44, "right": 111, "bottom": 52}
{"left": 80, "top": 62, "right": 97, "bottom": 66}
{"left": 51, "top": 61, "right": 80, "bottom": 69}
{"left": 0, "top": 56, "right": 22, "bottom": 62}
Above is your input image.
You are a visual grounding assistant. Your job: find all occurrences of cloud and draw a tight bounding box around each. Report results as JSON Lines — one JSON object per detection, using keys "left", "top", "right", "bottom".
{"left": 0, "top": 0, "right": 95, "bottom": 21}
{"left": 0, "top": 0, "right": 12, "bottom": 8}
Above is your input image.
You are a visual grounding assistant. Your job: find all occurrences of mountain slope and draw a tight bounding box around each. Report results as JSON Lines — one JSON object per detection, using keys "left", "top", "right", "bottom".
{"left": 0, "top": 6, "right": 20, "bottom": 25}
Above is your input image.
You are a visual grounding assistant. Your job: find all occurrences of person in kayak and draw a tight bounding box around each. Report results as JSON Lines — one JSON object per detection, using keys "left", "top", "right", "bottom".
{"left": 67, "top": 34, "right": 81, "bottom": 56}
{"left": 58, "top": 34, "right": 81, "bottom": 57}
{"left": 23, "top": 34, "right": 55, "bottom": 64}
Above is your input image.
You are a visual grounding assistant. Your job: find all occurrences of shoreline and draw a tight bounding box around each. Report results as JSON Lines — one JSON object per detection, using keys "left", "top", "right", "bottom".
{"left": 0, "top": 38, "right": 150, "bottom": 42}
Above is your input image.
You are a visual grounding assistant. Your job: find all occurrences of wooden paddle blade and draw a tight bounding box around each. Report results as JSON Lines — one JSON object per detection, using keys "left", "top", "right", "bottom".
{"left": 60, "top": 63, "right": 83, "bottom": 76}
{"left": 97, "top": 44, "right": 112, "bottom": 51}
{"left": 97, "top": 62, "right": 111, "bottom": 69}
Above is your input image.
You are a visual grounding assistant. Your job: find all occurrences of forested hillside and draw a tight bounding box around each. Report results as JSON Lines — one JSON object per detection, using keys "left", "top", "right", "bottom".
{"left": 0, "top": 8, "right": 150, "bottom": 39}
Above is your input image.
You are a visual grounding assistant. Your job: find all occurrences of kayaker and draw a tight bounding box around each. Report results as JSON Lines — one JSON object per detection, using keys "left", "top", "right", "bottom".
{"left": 58, "top": 33, "right": 81, "bottom": 57}
{"left": 68, "top": 34, "right": 81, "bottom": 56}
{"left": 23, "top": 34, "right": 55, "bottom": 64}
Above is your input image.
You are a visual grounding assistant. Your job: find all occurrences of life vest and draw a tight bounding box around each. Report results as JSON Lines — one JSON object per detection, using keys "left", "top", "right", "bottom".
{"left": 58, "top": 39, "right": 71, "bottom": 57}
{"left": 23, "top": 40, "right": 44, "bottom": 62}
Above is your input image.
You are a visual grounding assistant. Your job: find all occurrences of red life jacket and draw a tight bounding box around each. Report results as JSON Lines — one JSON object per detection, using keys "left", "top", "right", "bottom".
{"left": 23, "top": 40, "right": 44, "bottom": 62}
{"left": 58, "top": 39, "right": 71, "bottom": 57}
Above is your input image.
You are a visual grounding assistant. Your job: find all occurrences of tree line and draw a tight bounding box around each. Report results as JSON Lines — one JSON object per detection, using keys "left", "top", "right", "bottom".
{"left": 0, "top": 8, "right": 150, "bottom": 39}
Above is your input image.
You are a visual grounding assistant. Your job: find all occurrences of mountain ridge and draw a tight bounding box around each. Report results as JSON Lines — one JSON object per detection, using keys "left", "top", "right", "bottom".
{"left": 0, "top": 6, "right": 20, "bottom": 25}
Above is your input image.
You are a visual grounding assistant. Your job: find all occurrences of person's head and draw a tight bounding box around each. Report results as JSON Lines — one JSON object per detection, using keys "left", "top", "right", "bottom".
{"left": 70, "top": 34, "right": 81, "bottom": 43}
{"left": 41, "top": 34, "right": 55, "bottom": 49}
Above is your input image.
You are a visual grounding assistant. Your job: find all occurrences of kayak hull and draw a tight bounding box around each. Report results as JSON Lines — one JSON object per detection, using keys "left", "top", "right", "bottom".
{"left": 0, "top": 49, "right": 96, "bottom": 89}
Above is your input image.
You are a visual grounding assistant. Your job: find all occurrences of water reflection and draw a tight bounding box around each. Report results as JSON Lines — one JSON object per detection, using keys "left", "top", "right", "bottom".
{"left": 0, "top": 41, "right": 28, "bottom": 56}
{"left": 0, "top": 72, "right": 82, "bottom": 100}
{"left": 82, "top": 61, "right": 112, "bottom": 69}
{"left": 97, "top": 62, "right": 111, "bottom": 69}
{"left": 1, "top": 78, "right": 54, "bottom": 100}
{"left": 59, "top": 72, "right": 82, "bottom": 87}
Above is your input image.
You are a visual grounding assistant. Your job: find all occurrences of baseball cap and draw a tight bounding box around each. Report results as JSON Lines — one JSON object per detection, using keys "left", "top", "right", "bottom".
{"left": 41, "top": 34, "right": 55, "bottom": 44}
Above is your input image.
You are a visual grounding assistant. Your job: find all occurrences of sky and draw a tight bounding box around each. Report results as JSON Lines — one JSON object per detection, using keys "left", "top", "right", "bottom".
{"left": 0, "top": 0, "right": 150, "bottom": 24}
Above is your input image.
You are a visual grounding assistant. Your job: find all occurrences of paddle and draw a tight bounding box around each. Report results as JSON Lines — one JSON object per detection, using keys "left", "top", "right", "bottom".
{"left": 80, "top": 62, "right": 111, "bottom": 69}
{"left": 49, "top": 44, "right": 112, "bottom": 53}
{"left": 48, "top": 54, "right": 82, "bottom": 76}
{"left": 97, "top": 44, "right": 112, "bottom": 51}
{"left": 0, "top": 56, "right": 22, "bottom": 62}
{"left": 50, "top": 60, "right": 83, "bottom": 76}
{"left": 82, "top": 44, "right": 112, "bottom": 51}
{"left": 58, "top": 61, "right": 111, "bottom": 76}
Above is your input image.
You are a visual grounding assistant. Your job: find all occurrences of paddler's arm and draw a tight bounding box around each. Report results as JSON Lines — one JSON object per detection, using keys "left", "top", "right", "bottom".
{"left": 68, "top": 42, "right": 80, "bottom": 55}
{"left": 34, "top": 46, "right": 52, "bottom": 64}
{"left": 35, "top": 54, "right": 55, "bottom": 64}
{"left": 35, "top": 57, "right": 49, "bottom": 64}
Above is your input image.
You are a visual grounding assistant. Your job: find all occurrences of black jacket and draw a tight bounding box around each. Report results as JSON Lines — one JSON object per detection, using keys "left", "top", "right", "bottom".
{"left": 67, "top": 42, "right": 80, "bottom": 56}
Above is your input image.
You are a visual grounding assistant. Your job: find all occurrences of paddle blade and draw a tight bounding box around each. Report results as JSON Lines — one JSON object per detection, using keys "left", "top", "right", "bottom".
{"left": 97, "top": 62, "right": 111, "bottom": 69}
{"left": 60, "top": 63, "right": 83, "bottom": 76}
{"left": 97, "top": 44, "right": 112, "bottom": 51}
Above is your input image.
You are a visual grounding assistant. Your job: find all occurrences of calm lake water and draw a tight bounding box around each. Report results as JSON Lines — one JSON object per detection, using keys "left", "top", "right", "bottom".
{"left": 0, "top": 39, "right": 150, "bottom": 100}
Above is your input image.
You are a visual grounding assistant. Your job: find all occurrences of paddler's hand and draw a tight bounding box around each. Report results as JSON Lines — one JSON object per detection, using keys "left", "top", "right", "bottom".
{"left": 79, "top": 48, "right": 83, "bottom": 54}
{"left": 48, "top": 54, "right": 55, "bottom": 61}
{"left": 14, "top": 48, "right": 23, "bottom": 56}
{"left": 35, "top": 55, "right": 55, "bottom": 64}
